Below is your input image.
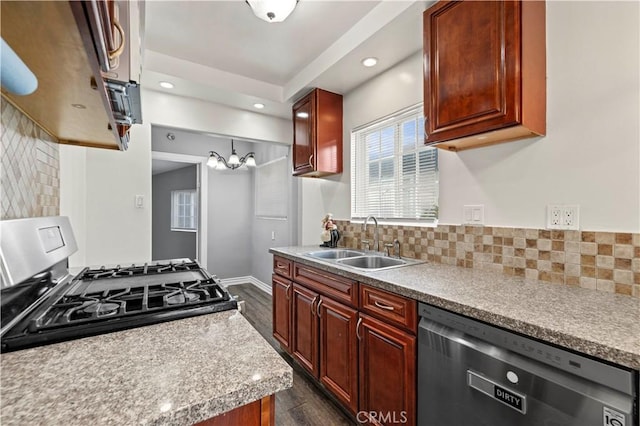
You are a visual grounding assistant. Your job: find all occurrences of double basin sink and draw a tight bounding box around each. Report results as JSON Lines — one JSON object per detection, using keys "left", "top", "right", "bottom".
{"left": 304, "top": 249, "right": 423, "bottom": 272}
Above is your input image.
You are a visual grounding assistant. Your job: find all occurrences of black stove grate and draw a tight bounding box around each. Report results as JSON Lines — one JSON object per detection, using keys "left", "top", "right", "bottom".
{"left": 78, "top": 260, "right": 201, "bottom": 280}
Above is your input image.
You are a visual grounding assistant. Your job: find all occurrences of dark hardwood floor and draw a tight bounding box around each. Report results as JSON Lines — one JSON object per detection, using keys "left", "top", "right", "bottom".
{"left": 227, "top": 284, "right": 356, "bottom": 426}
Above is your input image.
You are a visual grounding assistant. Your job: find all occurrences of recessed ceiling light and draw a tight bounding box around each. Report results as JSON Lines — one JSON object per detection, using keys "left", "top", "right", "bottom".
{"left": 361, "top": 57, "right": 378, "bottom": 67}
{"left": 159, "top": 81, "right": 174, "bottom": 89}
{"left": 253, "top": 103, "right": 265, "bottom": 109}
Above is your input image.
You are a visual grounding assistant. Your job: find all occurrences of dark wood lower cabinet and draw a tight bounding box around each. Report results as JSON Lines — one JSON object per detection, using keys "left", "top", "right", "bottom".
{"left": 194, "top": 395, "right": 274, "bottom": 426}
{"left": 291, "top": 283, "right": 319, "bottom": 377}
{"left": 272, "top": 274, "right": 291, "bottom": 352}
{"left": 359, "top": 314, "right": 416, "bottom": 426}
{"left": 319, "top": 296, "right": 359, "bottom": 414}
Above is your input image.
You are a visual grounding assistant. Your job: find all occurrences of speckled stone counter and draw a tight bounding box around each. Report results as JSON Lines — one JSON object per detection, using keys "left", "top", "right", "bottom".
{"left": 1, "top": 310, "right": 293, "bottom": 425}
{"left": 271, "top": 246, "right": 640, "bottom": 370}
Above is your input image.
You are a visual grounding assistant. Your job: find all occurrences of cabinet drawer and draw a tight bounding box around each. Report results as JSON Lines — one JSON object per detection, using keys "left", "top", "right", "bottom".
{"left": 273, "top": 256, "right": 293, "bottom": 279}
{"left": 360, "top": 285, "right": 417, "bottom": 333}
{"left": 293, "top": 263, "right": 358, "bottom": 307}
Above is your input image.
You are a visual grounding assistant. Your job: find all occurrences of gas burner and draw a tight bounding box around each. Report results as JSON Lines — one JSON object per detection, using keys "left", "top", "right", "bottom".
{"left": 166, "top": 291, "right": 200, "bottom": 305}
{"left": 81, "top": 302, "right": 120, "bottom": 316}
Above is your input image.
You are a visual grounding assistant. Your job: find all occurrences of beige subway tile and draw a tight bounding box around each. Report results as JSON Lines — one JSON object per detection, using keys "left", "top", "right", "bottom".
{"left": 566, "top": 276, "right": 580, "bottom": 286}
{"left": 538, "top": 260, "right": 552, "bottom": 271}
{"left": 615, "top": 284, "right": 633, "bottom": 296}
{"left": 504, "top": 237, "right": 514, "bottom": 246}
{"left": 503, "top": 266, "right": 515, "bottom": 275}
{"left": 525, "top": 229, "right": 538, "bottom": 238}
{"left": 579, "top": 277, "right": 597, "bottom": 289}
{"left": 514, "top": 257, "right": 526, "bottom": 268}
{"left": 552, "top": 262, "right": 564, "bottom": 273}
{"left": 580, "top": 242, "right": 597, "bottom": 255}
{"left": 514, "top": 248, "right": 525, "bottom": 258}
{"left": 581, "top": 232, "right": 596, "bottom": 242}
{"left": 538, "top": 251, "right": 551, "bottom": 261}
{"left": 538, "top": 230, "right": 551, "bottom": 239}
{"left": 526, "top": 239, "right": 537, "bottom": 248}
{"left": 551, "top": 273, "right": 565, "bottom": 284}
{"left": 526, "top": 259, "right": 538, "bottom": 269}
{"left": 494, "top": 237, "right": 503, "bottom": 246}
{"left": 596, "top": 255, "right": 614, "bottom": 269}
{"left": 632, "top": 259, "right": 640, "bottom": 273}
{"left": 615, "top": 233, "right": 633, "bottom": 245}
{"left": 632, "top": 234, "right": 640, "bottom": 246}
{"left": 539, "top": 271, "right": 551, "bottom": 282}
{"left": 614, "top": 270, "right": 633, "bottom": 285}
{"left": 566, "top": 263, "right": 581, "bottom": 277}
{"left": 596, "top": 279, "right": 615, "bottom": 293}
{"left": 564, "top": 230, "right": 580, "bottom": 241}
{"left": 565, "top": 241, "right": 580, "bottom": 253}
{"left": 513, "top": 237, "right": 526, "bottom": 249}
{"left": 551, "top": 251, "right": 565, "bottom": 263}
{"left": 537, "top": 239, "right": 551, "bottom": 251}
{"left": 595, "top": 232, "right": 615, "bottom": 244}
{"left": 525, "top": 269, "right": 539, "bottom": 280}
{"left": 552, "top": 241, "right": 565, "bottom": 251}
{"left": 503, "top": 256, "right": 515, "bottom": 267}
{"left": 581, "top": 266, "right": 596, "bottom": 278}
{"left": 615, "top": 258, "right": 632, "bottom": 270}
{"left": 482, "top": 235, "right": 493, "bottom": 245}
{"left": 581, "top": 255, "right": 596, "bottom": 266}
{"left": 633, "top": 285, "right": 640, "bottom": 299}
{"left": 525, "top": 248, "right": 539, "bottom": 259}
{"left": 614, "top": 244, "right": 634, "bottom": 259}
{"left": 550, "top": 230, "right": 565, "bottom": 240}
{"left": 597, "top": 244, "right": 613, "bottom": 256}
{"left": 503, "top": 228, "right": 515, "bottom": 238}
{"left": 597, "top": 268, "right": 613, "bottom": 280}
{"left": 513, "top": 228, "right": 525, "bottom": 237}
{"left": 503, "top": 247, "right": 515, "bottom": 257}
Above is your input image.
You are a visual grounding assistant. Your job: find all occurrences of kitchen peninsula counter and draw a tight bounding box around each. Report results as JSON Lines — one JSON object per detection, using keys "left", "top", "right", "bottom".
{"left": 1, "top": 310, "right": 293, "bottom": 425}
{"left": 271, "top": 246, "right": 640, "bottom": 370}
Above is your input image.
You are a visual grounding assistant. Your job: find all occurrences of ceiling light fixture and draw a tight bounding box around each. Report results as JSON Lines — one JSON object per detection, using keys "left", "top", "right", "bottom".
{"left": 361, "top": 57, "right": 378, "bottom": 67}
{"left": 253, "top": 103, "right": 265, "bottom": 109}
{"left": 159, "top": 81, "right": 174, "bottom": 89}
{"left": 246, "top": 0, "right": 298, "bottom": 23}
{"left": 296, "top": 111, "right": 309, "bottom": 119}
{"left": 207, "top": 140, "right": 257, "bottom": 170}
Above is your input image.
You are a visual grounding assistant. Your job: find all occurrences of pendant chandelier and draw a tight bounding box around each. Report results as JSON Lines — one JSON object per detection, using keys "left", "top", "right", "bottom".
{"left": 207, "top": 140, "right": 257, "bottom": 170}
{"left": 246, "top": 0, "right": 298, "bottom": 23}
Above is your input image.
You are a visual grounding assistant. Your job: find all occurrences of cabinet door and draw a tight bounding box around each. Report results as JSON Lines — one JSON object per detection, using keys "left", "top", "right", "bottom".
{"left": 359, "top": 314, "right": 416, "bottom": 426}
{"left": 291, "top": 283, "right": 319, "bottom": 377}
{"left": 272, "top": 274, "right": 291, "bottom": 352}
{"left": 318, "top": 297, "right": 358, "bottom": 414}
{"left": 424, "top": 1, "right": 520, "bottom": 144}
{"left": 292, "top": 93, "right": 315, "bottom": 175}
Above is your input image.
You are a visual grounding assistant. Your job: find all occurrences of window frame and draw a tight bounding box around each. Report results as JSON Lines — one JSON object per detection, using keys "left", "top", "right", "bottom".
{"left": 170, "top": 189, "right": 198, "bottom": 233}
{"left": 350, "top": 103, "right": 439, "bottom": 226}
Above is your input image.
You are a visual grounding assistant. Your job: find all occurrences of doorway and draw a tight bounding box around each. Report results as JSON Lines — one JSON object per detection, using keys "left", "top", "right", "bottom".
{"left": 151, "top": 151, "right": 209, "bottom": 268}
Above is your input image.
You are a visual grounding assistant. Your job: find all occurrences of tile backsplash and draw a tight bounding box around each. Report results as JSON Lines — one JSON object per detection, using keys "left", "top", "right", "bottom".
{"left": 335, "top": 220, "right": 640, "bottom": 298}
{"left": 1, "top": 101, "right": 60, "bottom": 219}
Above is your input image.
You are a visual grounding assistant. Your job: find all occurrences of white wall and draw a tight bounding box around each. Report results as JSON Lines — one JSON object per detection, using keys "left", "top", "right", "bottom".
{"left": 60, "top": 124, "right": 153, "bottom": 267}
{"left": 300, "top": 1, "right": 640, "bottom": 242}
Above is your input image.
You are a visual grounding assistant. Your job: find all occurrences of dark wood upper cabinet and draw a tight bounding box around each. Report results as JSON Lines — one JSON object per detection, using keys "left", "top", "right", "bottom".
{"left": 292, "top": 88, "right": 343, "bottom": 177}
{"left": 423, "top": 0, "right": 546, "bottom": 151}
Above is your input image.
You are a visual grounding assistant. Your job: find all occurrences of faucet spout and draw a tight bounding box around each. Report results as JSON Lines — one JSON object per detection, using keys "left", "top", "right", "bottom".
{"left": 363, "top": 215, "right": 379, "bottom": 252}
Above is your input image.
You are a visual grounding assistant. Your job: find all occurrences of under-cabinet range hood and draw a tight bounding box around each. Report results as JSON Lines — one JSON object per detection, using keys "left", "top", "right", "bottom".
{"left": 0, "top": 0, "right": 144, "bottom": 151}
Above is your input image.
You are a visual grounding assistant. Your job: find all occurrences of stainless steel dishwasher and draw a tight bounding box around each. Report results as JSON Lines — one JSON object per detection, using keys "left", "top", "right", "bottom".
{"left": 418, "top": 303, "right": 638, "bottom": 426}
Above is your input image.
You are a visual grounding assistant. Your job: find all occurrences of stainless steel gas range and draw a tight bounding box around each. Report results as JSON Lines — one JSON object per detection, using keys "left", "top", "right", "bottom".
{"left": 0, "top": 216, "right": 237, "bottom": 353}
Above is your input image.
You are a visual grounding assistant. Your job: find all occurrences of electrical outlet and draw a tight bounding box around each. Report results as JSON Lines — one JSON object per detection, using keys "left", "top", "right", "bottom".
{"left": 547, "top": 204, "right": 580, "bottom": 230}
{"left": 562, "top": 205, "right": 579, "bottom": 230}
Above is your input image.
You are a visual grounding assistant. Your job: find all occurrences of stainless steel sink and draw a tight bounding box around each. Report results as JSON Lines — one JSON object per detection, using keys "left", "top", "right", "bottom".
{"left": 304, "top": 248, "right": 424, "bottom": 271}
{"left": 305, "top": 249, "right": 365, "bottom": 259}
{"left": 337, "top": 256, "right": 407, "bottom": 269}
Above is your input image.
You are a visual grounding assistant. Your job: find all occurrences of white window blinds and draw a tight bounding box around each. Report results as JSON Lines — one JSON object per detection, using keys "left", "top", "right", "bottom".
{"left": 351, "top": 104, "right": 439, "bottom": 223}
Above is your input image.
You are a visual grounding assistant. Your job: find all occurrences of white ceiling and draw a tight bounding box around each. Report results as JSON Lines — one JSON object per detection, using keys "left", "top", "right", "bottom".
{"left": 142, "top": 1, "right": 428, "bottom": 119}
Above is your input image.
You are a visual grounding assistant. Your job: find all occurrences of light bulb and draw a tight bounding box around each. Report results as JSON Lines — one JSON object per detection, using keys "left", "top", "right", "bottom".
{"left": 228, "top": 153, "right": 240, "bottom": 166}
{"left": 216, "top": 159, "right": 227, "bottom": 170}
{"left": 245, "top": 156, "right": 256, "bottom": 167}
{"left": 206, "top": 155, "right": 217, "bottom": 168}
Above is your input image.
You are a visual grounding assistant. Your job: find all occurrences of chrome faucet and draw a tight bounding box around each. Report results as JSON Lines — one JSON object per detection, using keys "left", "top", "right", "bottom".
{"left": 362, "top": 215, "right": 379, "bottom": 252}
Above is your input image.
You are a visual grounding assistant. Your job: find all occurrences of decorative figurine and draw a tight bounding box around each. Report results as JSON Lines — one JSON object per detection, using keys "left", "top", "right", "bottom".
{"left": 320, "top": 213, "right": 340, "bottom": 248}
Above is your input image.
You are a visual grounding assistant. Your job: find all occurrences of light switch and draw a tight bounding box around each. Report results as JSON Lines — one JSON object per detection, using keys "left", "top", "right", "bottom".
{"left": 463, "top": 205, "right": 484, "bottom": 225}
{"left": 135, "top": 195, "right": 144, "bottom": 209}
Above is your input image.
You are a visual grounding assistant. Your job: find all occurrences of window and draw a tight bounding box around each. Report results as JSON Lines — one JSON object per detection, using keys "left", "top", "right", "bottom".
{"left": 351, "top": 104, "right": 438, "bottom": 223}
{"left": 171, "top": 190, "right": 198, "bottom": 232}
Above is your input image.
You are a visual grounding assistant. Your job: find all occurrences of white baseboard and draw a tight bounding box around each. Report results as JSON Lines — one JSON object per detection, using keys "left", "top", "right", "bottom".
{"left": 219, "top": 276, "right": 271, "bottom": 295}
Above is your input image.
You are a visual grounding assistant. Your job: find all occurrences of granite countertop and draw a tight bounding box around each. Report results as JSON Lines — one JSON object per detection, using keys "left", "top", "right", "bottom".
{"left": 271, "top": 246, "right": 640, "bottom": 370}
{"left": 1, "top": 310, "right": 293, "bottom": 425}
